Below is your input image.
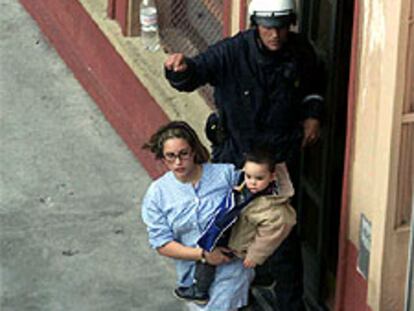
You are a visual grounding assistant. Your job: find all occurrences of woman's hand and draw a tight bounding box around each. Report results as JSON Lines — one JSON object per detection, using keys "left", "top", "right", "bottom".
{"left": 204, "top": 247, "right": 232, "bottom": 266}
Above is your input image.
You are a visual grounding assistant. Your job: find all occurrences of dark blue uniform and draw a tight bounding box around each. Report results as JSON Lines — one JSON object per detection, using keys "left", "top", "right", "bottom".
{"left": 165, "top": 28, "right": 323, "bottom": 311}
{"left": 166, "top": 29, "right": 323, "bottom": 166}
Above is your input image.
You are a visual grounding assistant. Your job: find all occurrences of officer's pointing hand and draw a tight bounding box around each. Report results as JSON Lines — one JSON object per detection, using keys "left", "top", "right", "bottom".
{"left": 164, "top": 53, "right": 188, "bottom": 72}
{"left": 302, "top": 118, "right": 321, "bottom": 148}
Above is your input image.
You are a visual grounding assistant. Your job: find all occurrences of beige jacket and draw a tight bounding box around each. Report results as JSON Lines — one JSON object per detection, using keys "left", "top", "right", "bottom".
{"left": 227, "top": 163, "right": 297, "bottom": 265}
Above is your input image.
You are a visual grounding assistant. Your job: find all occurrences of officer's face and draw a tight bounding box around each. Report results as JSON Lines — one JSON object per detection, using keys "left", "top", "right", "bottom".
{"left": 257, "top": 25, "right": 289, "bottom": 51}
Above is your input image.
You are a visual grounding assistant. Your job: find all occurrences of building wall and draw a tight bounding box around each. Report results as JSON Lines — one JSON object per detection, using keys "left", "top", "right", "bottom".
{"left": 347, "top": 0, "right": 410, "bottom": 309}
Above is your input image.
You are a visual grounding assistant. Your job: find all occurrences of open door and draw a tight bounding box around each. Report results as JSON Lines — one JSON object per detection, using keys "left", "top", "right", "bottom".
{"left": 295, "top": 0, "right": 354, "bottom": 309}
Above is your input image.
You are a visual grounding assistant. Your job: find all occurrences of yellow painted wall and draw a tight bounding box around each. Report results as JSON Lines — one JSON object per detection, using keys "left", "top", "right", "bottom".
{"left": 348, "top": 0, "right": 410, "bottom": 309}
{"left": 230, "top": 0, "right": 241, "bottom": 35}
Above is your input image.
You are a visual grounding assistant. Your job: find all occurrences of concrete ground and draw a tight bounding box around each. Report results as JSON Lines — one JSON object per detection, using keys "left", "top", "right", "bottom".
{"left": 0, "top": 1, "right": 185, "bottom": 310}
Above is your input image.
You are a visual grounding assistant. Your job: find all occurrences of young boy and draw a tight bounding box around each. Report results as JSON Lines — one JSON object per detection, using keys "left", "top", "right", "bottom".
{"left": 173, "top": 148, "right": 297, "bottom": 305}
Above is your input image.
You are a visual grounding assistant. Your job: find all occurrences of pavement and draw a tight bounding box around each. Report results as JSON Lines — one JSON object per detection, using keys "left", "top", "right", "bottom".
{"left": 0, "top": 1, "right": 185, "bottom": 310}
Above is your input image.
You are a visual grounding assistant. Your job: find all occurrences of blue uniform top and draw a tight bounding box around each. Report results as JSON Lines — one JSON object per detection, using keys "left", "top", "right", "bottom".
{"left": 141, "top": 163, "right": 254, "bottom": 311}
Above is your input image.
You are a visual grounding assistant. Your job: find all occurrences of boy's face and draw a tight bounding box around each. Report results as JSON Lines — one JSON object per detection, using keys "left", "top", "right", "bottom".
{"left": 243, "top": 161, "right": 276, "bottom": 194}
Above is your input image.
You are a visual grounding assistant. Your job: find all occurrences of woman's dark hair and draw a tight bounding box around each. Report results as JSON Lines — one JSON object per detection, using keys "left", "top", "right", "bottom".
{"left": 244, "top": 146, "right": 278, "bottom": 173}
{"left": 142, "top": 121, "right": 210, "bottom": 164}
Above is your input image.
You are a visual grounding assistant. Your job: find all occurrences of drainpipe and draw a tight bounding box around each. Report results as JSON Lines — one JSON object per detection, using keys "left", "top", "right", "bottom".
{"left": 405, "top": 182, "right": 414, "bottom": 311}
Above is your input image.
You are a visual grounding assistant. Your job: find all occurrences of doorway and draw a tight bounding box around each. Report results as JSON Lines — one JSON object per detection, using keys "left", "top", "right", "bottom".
{"left": 296, "top": 0, "right": 355, "bottom": 309}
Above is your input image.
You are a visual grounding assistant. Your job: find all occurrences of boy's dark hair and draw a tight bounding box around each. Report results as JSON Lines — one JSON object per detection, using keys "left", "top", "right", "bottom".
{"left": 142, "top": 121, "right": 210, "bottom": 164}
{"left": 244, "top": 146, "right": 278, "bottom": 173}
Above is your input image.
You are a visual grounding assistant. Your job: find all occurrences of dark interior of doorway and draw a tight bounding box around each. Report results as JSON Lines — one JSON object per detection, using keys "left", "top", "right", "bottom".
{"left": 297, "top": 0, "right": 355, "bottom": 309}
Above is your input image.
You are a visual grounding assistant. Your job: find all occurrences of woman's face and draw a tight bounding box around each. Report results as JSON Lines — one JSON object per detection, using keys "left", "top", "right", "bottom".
{"left": 162, "top": 138, "right": 197, "bottom": 182}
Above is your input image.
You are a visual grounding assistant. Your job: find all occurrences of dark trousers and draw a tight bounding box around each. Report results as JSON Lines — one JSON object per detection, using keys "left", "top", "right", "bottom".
{"left": 194, "top": 261, "right": 216, "bottom": 293}
{"left": 250, "top": 229, "right": 305, "bottom": 311}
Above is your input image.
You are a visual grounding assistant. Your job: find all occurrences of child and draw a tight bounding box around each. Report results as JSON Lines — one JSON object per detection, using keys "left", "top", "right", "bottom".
{"left": 174, "top": 147, "right": 297, "bottom": 305}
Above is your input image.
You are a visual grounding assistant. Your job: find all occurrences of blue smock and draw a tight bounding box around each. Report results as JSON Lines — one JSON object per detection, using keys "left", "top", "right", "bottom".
{"left": 142, "top": 163, "right": 254, "bottom": 311}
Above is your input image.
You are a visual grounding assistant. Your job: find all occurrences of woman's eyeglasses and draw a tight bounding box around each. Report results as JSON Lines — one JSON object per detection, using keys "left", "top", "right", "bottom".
{"left": 163, "top": 149, "right": 192, "bottom": 163}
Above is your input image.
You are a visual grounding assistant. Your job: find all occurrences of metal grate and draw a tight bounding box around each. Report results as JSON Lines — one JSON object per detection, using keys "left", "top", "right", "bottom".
{"left": 156, "top": 0, "right": 224, "bottom": 107}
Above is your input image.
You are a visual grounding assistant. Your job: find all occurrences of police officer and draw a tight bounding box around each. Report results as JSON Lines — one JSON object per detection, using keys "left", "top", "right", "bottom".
{"left": 164, "top": 0, "right": 323, "bottom": 309}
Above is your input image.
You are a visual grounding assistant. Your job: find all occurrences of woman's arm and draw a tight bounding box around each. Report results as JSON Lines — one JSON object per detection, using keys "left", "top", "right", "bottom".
{"left": 157, "top": 241, "right": 202, "bottom": 260}
{"left": 157, "top": 241, "right": 231, "bottom": 266}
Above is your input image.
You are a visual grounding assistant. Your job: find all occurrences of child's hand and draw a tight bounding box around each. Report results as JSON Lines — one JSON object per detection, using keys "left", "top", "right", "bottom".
{"left": 243, "top": 258, "right": 257, "bottom": 268}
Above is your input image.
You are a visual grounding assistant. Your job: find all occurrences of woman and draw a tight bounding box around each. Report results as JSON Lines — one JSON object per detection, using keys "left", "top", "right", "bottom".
{"left": 141, "top": 121, "right": 254, "bottom": 311}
